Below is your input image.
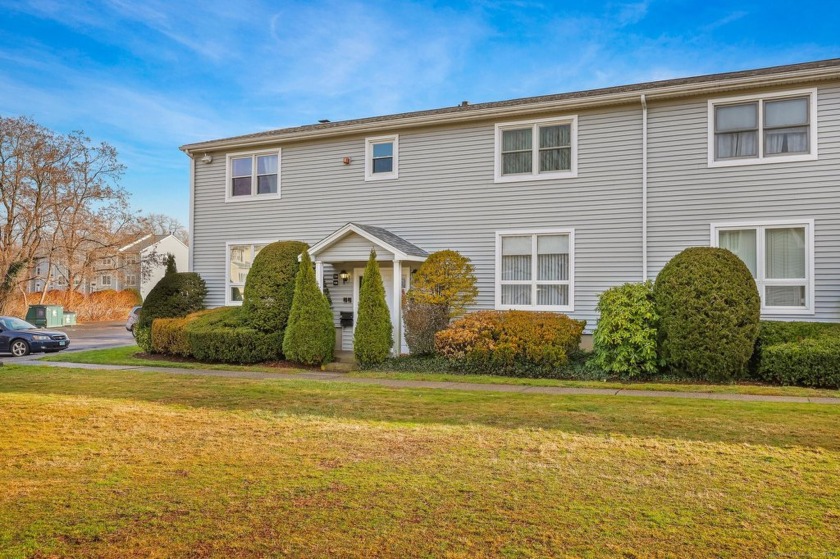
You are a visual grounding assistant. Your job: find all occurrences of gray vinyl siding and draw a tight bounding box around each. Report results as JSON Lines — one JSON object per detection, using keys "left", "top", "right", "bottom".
{"left": 192, "top": 78, "right": 840, "bottom": 330}
{"left": 192, "top": 107, "right": 645, "bottom": 331}
{"left": 647, "top": 82, "right": 840, "bottom": 321}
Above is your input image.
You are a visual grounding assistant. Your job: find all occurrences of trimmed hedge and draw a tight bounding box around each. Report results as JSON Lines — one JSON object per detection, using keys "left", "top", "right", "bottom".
{"left": 354, "top": 250, "right": 393, "bottom": 365}
{"left": 282, "top": 250, "right": 335, "bottom": 365}
{"left": 654, "top": 247, "right": 760, "bottom": 381}
{"left": 592, "top": 281, "right": 660, "bottom": 378}
{"left": 137, "top": 272, "right": 207, "bottom": 352}
{"left": 435, "top": 310, "right": 585, "bottom": 377}
{"left": 754, "top": 321, "right": 840, "bottom": 388}
{"left": 242, "top": 240, "right": 308, "bottom": 334}
{"left": 151, "top": 310, "right": 212, "bottom": 357}
{"left": 185, "top": 307, "right": 282, "bottom": 364}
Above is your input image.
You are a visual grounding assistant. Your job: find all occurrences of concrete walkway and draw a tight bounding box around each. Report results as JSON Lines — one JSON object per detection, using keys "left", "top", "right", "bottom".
{"left": 9, "top": 358, "right": 840, "bottom": 405}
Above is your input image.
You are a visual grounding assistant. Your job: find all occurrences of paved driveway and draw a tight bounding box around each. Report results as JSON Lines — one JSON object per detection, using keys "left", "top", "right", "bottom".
{"left": 0, "top": 320, "right": 134, "bottom": 361}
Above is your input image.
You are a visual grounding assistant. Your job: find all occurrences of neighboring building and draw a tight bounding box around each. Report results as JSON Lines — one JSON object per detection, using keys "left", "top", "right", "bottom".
{"left": 28, "top": 234, "right": 188, "bottom": 300}
{"left": 181, "top": 59, "right": 840, "bottom": 353}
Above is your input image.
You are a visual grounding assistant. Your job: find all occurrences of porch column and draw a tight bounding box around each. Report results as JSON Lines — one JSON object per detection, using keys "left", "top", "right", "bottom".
{"left": 393, "top": 259, "right": 401, "bottom": 355}
{"left": 315, "top": 260, "right": 324, "bottom": 293}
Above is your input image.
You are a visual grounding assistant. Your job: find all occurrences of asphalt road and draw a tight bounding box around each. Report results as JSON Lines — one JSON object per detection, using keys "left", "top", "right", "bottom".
{"left": 0, "top": 320, "right": 134, "bottom": 361}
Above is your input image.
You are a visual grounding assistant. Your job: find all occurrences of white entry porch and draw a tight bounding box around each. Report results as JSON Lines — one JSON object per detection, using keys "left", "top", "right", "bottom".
{"left": 308, "top": 223, "right": 428, "bottom": 355}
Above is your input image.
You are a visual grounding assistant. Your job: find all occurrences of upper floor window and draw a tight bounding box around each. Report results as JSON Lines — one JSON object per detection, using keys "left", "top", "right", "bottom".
{"left": 495, "top": 117, "right": 577, "bottom": 182}
{"left": 708, "top": 89, "right": 817, "bottom": 167}
{"left": 226, "top": 150, "right": 280, "bottom": 201}
{"left": 495, "top": 229, "right": 574, "bottom": 312}
{"left": 712, "top": 220, "right": 814, "bottom": 314}
{"left": 365, "top": 135, "right": 398, "bottom": 181}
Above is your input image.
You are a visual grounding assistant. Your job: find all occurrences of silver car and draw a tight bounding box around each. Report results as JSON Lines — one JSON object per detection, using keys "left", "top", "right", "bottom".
{"left": 126, "top": 306, "right": 142, "bottom": 336}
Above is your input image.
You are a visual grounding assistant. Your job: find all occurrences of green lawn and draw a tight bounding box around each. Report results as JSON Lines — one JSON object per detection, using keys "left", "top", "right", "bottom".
{"left": 43, "top": 345, "right": 840, "bottom": 398}
{"left": 1, "top": 365, "right": 838, "bottom": 557}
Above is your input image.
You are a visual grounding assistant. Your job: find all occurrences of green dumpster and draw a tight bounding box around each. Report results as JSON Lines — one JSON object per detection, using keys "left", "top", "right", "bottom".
{"left": 63, "top": 311, "right": 77, "bottom": 326}
{"left": 25, "top": 305, "right": 64, "bottom": 328}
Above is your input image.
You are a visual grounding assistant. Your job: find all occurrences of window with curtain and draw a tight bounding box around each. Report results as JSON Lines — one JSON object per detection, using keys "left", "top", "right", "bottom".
{"left": 498, "top": 231, "right": 572, "bottom": 310}
{"left": 496, "top": 117, "right": 575, "bottom": 181}
{"left": 710, "top": 90, "right": 815, "bottom": 164}
{"left": 716, "top": 223, "right": 811, "bottom": 311}
{"left": 227, "top": 151, "right": 280, "bottom": 199}
{"left": 227, "top": 243, "right": 269, "bottom": 304}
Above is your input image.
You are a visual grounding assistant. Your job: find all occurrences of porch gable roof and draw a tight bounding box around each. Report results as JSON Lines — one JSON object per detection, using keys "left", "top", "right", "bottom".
{"left": 309, "top": 223, "right": 428, "bottom": 262}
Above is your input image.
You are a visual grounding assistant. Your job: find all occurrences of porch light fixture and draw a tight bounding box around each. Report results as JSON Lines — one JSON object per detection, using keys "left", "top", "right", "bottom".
{"left": 339, "top": 270, "right": 350, "bottom": 284}
{"left": 200, "top": 153, "right": 213, "bottom": 164}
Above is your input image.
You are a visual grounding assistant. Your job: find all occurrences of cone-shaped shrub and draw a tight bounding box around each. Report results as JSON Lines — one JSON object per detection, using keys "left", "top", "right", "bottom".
{"left": 354, "top": 249, "right": 393, "bottom": 365}
{"left": 283, "top": 251, "right": 335, "bottom": 365}
{"left": 242, "top": 240, "right": 308, "bottom": 334}
{"left": 654, "top": 247, "right": 760, "bottom": 381}
{"left": 136, "top": 271, "right": 207, "bottom": 352}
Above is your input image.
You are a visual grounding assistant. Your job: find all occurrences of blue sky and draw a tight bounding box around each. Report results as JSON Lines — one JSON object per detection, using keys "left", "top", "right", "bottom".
{"left": 1, "top": 1, "right": 838, "bottom": 226}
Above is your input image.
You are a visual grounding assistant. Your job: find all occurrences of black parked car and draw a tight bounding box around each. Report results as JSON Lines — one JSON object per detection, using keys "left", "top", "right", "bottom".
{"left": 0, "top": 316, "right": 70, "bottom": 357}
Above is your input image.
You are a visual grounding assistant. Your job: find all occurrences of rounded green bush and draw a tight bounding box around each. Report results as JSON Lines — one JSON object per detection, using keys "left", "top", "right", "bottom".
{"left": 242, "top": 240, "right": 308, "bottom": 334}
{"left": 593, "top": 281, "right": 660, "bottom": 378}
{"left": 283, "top": 250, "right": 335, "bottom": 366}
{"left": 137, "top": 272, "right": 207, "bottom": 352}
{"left": 185, "top": 307, "right": 282, "bottom": 364}
{"left": 654, "top": 247, "right": 760, "bottom": 381}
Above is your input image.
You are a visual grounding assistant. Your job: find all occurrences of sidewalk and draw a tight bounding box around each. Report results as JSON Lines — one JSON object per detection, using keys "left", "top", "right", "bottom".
{"left": 10, "top": 358, "right": 840, "bottom": 405}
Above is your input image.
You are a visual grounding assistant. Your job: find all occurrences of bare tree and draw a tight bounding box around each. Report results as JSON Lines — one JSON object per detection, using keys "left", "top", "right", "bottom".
{"left": 0, "top": 116, "right": 136, "bottom": 312}
{"left": 140, "top": 212, "right": 189, "bottom": 245}
{"left": 0, "top": 116, "right": 71, "bottom": 312}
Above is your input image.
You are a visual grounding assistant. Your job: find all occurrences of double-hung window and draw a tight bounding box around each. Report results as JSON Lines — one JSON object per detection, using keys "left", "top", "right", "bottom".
{"left": 495, "top": 117, "right": 577, "bottom": 182}
{"left": 365, "top": 135, "right": 398, "bottom": 180}
{"left": 709, "top": 89, "right": 817, "bottom": 166}
{"left": 496, "top": 229, "right": 574, "bottom": 311}
{"left": 226, "top": 150, "right": 281, "bottom": 200}
{"left": 713, "top": 220, "right": 814, "bottom": 314}
{"left": 226, "top": 242, "right": 272, "bottom": 304}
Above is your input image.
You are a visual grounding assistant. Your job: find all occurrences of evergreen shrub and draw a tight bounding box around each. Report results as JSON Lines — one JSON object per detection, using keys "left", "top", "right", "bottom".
{"left": 654, "top": 247, "right": 760, "bottom": 381}
{"left": 435, "top": 310, "right": 585, "bottom": 377}
{"left": 754, "top": 321, "right": 840, "bottom": 388}
{"left": 242, "top": 240, "right": 308, "bottom": 334}
{"left": 136, "top": 272, "right": 206, "bottom": 352}
{"left": 185, "top": 307, "right": 281, "bottom": 364}
{"left": 353, "top": 250, "right": 393, "bottom": 365}
{"left": 592, "top": 281, "right": 660, "bottom": 378}
{"left": 282, "top": 251, "right": 335, "bottom": 365}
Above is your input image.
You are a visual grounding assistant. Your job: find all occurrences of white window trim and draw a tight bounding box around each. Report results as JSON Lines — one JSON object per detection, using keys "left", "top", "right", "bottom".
{"left": 365, "top": 135, "right": 399, "bottom": 181}
{"left": 494, "top": 228, "right": 575, "bottom": 312}
{"left": 707, "top": 88, "right": 818, "bottom": 168}
{"left": 224, "top": 149, "right": 282, "bottom": 203}
{"left": 494, "top": 116, "right": 578, "bottom": 183}
{"left": 710, "top": 219, "right": 815, "bottom": 315}
{"left": 225, "top": 240, "right": 277, "bottom": 306}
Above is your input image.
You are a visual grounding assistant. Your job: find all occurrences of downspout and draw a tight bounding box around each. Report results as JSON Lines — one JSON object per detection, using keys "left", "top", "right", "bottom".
{"left": 641, "top": 94, "right": 648, "bottom": 281}
{"left": 187, "top": 152, "right": 195, "bottom": 272}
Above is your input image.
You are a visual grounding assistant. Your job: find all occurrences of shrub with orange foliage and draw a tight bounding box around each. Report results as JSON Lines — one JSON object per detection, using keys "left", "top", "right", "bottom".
{"left": 435, "top": 310, "right": 585, "bottom": 376}
{"left": 4, "top": 289, "right": 142, "bottom": 323}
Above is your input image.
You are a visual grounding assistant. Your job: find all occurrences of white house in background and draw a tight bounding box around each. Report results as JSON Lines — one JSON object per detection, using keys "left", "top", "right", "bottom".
{"left": 130, "top": 234, "right": 189, "bottom": 299}
{"left": 181, "top": 59, "right": 840, "bottom": 353}
{"left": 30, "top": 234, "right": 188, "bottom": 300}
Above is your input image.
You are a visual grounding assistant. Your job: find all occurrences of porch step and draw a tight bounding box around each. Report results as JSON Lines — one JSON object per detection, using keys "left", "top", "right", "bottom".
{"left": 333, "top": 351, "right": 357, "bottom": 364}
{"left": 322, "top": 361, "right": 358, "bottom": 373}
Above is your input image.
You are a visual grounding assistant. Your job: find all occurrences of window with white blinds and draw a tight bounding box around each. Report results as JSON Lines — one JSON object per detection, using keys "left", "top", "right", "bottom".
{"left": 714, "top": 221, "right": 813, "bottom": 314}
{"left": 496, "top": 230, "right": 574, "bottom": 311}
{"left": 495, "top": 117, "right": 577, "bottom": 182}
{"left": 708, "top": 89, "right": 817, "bottom": 167}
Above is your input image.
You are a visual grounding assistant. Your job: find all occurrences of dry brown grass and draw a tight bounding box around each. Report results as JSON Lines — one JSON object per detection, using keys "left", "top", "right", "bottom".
{"left": 1, "top": 366, "right": 838, "bottom": 558}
